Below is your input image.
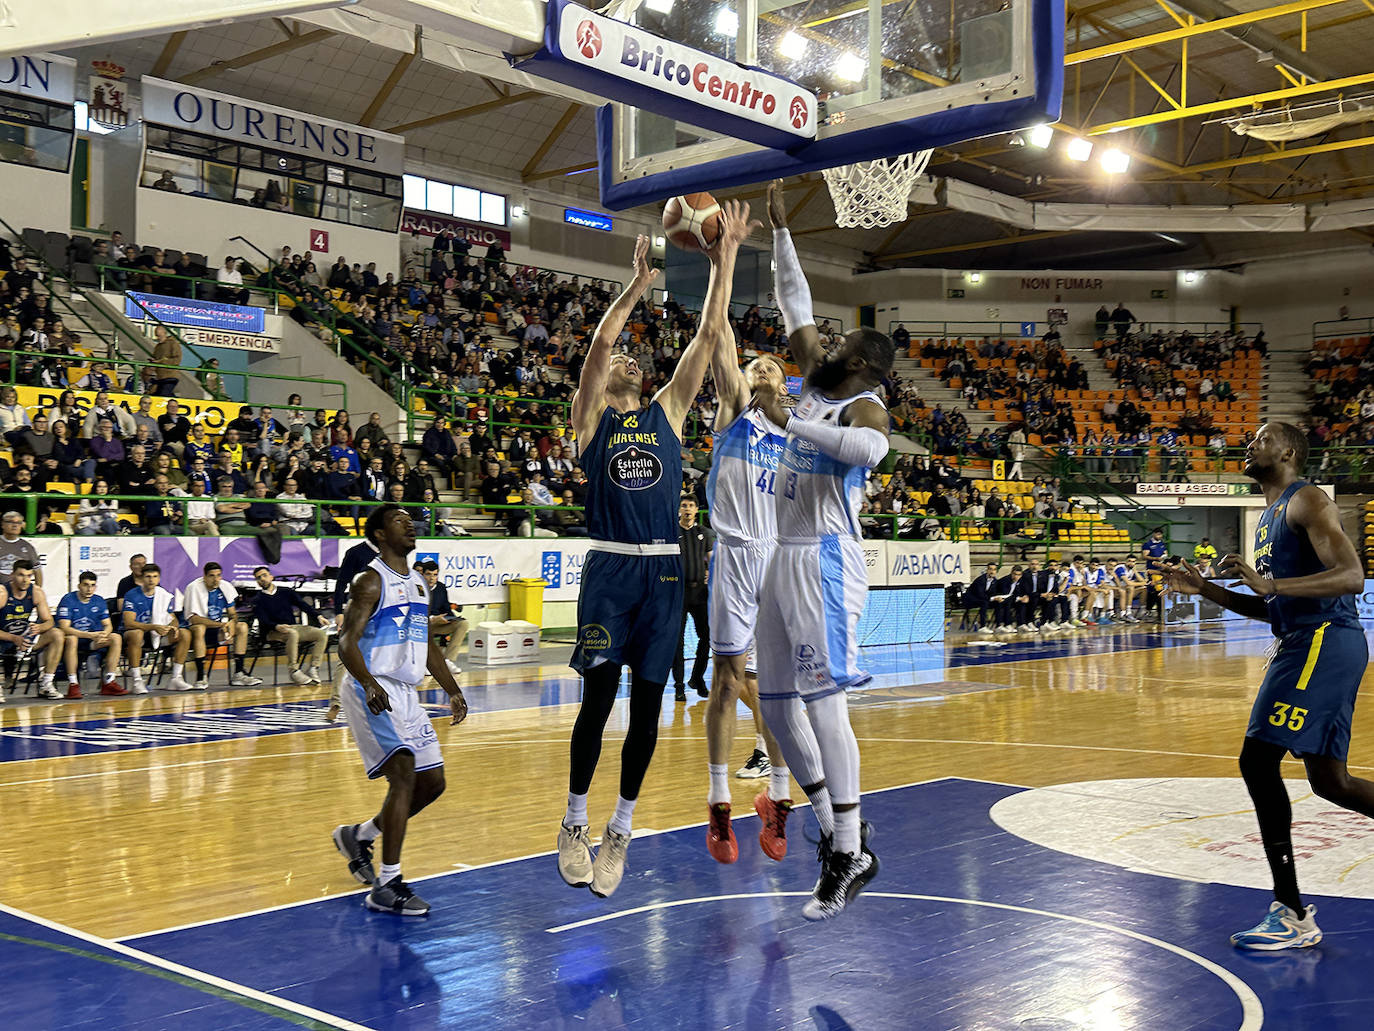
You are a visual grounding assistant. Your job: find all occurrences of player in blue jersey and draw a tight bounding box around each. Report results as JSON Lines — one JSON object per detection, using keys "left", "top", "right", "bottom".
{"left": 0, "top": 560, "right": 64, "bottom": 701}
{"left": 122, "top": 564, "right": 193, "bottom": 693}
{"left": 331, "top": 505, "right": 467, "bottom": 916}
{"left": 184, "top": 563, "right": 260, "bottom": 691}
{"left": 1169, "top": 423, "right": 1371, "bottom": 950}
{"left": 557, "top": 205, "right": 758, "bottom": 899}
{"left": 56, "top": 570, "right": 124, "bottom": 698}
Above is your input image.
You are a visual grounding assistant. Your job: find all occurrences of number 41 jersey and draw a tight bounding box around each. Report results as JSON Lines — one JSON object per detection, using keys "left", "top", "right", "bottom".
{"left": 706, "top": 408, "right": 787, "bottom": 544}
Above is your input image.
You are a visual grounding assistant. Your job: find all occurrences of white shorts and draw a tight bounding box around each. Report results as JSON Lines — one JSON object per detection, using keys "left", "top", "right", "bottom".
{"left": 341, "top": 673, "right": 442, "bottom": 779}
{"left": 755, "top": 535, "right": 870, "bottom": 703}
{"left": 709, "top": 539, "right": 775, "bottom": 657}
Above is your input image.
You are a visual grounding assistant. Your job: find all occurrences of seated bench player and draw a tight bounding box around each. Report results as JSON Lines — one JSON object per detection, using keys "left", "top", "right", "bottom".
{"left": 122, "top": 563, "right": 194, "bottom": 693}
{"left": 57, "top": 570, "right": 124, "bottom": 698}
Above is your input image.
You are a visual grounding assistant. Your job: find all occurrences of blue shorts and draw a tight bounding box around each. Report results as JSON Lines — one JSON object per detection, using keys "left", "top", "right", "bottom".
{"left": 1247, "top": 621, "right": 1368, "bottom": 760}
{"left": 571, "top": 550, "right": 683, "bottom": 683}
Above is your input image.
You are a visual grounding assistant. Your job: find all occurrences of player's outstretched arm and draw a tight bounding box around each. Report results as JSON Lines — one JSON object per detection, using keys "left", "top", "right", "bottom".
{"left": 338, "top": 569, "right": 392, "bottom": 715}
{"left": 768, "top": 180, "right": 824, "bottom": 378}
{"left": 754, "top": 391, "right": 889, "bottom": 468}
{"left": 1167, "top": 558, "right": 1269, "bottom": 620}
{"left": 571, "top": 235, "right": 658, "bottom": 441}
{"left": 425, "top": 636, "right": 468, "bottom": 725}
{"left": 657, "top": 199, "right": 760, "bottom": 436}
{"left": 710, "top": 299, "right": 750, "bottom": 433}
{"left": 1219, "top": 485, "right": 1363, "bottom": 599}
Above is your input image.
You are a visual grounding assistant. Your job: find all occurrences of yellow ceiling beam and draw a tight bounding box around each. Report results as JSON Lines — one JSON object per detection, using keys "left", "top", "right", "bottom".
{"left": 1167, "top": 134, "right": 1374, "bottom": 175}
{"left": 385, "top": 91, "right": 539, "bottom": 134}
{"left": 179, "top": 28, "right": 332, "bottom": 86}
{"left": 521, "top": 102, "right": 584, "bottom": 181}
{"left": 1065, "top": 0, "right": 1346, "bottom": 65}
{"left": 1086, "top": 69, "right": 1374, "bottom": 134}
{"left": 1122, "top": 54, "right": 1180, "bottom": 110}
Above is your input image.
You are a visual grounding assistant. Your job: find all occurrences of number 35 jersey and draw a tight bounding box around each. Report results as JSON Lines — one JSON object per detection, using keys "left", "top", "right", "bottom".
{"left": 706, "top": 407, "right": 786, "bottom": 544}
{"left": 776, "top": 387, "right": 885, "bottom": 540}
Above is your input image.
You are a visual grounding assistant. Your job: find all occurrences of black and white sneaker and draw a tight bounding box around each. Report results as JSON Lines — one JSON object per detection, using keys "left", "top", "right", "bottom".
{"left": 365, "top": 876, "right": 430, "bottom": 916}
{"left": 803, "top": 842, "right": 879, "bottom": 921}
{"left": 332, "top": 824, "right": 377, "bottom": 885}
{"left": 734, "top": 748, "right": 771, "bottom": 779}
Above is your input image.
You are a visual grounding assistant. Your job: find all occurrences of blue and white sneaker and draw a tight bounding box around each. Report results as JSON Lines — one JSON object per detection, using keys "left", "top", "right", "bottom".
{"left": 1230, "top": 901, "right": 1322, "bottom": 950}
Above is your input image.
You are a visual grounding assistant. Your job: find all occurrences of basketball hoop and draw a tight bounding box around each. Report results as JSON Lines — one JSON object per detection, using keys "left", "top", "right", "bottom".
{"left": 822, "top": 150, "right": 933, "bottom": 230}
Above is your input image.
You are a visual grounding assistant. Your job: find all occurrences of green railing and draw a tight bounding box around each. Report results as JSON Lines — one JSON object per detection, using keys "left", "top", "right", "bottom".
{"left": 95, "top": 264, "right": 280, "bottom": 313}
{"left": 418, "top": 245, "right": 624, "bottom": 297}
{"left": 0, "top": 347, "right": 347, "bottom": 414}
{"left": 895, "top": 319, "right": 1264, "bottom": 342}
{"left": 406, "top": 387, "right": 571, "bottom": 439}
{"left": 1312, "top": 317, "right": 1374, "bottom": 344}
{"left": 20, "top": 491, "right": 585, "bottom": 540}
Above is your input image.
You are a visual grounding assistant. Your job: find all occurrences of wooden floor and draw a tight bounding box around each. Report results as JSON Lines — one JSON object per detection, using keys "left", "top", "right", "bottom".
{"left": 5, "top": 621, "right": 1369, "bottom": 943}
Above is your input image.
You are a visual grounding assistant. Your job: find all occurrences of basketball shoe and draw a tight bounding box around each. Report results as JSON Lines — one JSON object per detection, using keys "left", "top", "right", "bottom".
{"left": 557, "top": 823, "right": 594, "bottom": 888}
{"left": 332, "top": 823, "right": 377, "bottom": 885}
{"left": 1231, "top": 902, "right": 1321, "bottom": 950}
{"left": 754, "top": 792, "right": 792, "bottom": 861}
{"left": 366, "top": 876, "right": 430, "bottom": 916}
{"left": 706, "top": 803, "right": 738, "bottom": 864}
{"left": 590, "top": 825, "right": 631, "bottom": 898}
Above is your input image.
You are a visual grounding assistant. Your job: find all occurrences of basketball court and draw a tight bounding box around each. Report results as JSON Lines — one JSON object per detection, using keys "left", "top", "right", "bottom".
{"left": 3, "top": 622, "right": 1373, "bottom": 1029}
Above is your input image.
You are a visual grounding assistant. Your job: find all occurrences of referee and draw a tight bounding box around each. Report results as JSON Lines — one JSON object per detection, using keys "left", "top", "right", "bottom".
{"left": 674, "top": 496, "right": 713, "bottom": 702}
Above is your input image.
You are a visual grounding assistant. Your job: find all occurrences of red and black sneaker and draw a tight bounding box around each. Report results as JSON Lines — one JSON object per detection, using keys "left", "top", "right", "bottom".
{"left": 754, "top": 792, "right": 793, "bottom": 861}
{"left": 65, "top": 682, "right": 82, "bottom": 699}
{"left": 705, "top": 802, "right": 738, "bottom": 864}
{"left": 99, "top": 680, "right": 128, "bottom": 696}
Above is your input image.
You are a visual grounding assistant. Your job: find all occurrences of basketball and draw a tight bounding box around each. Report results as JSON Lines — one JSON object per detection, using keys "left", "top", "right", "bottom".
{"left": 662, "top": 193, "right": 722, "bottom": 251}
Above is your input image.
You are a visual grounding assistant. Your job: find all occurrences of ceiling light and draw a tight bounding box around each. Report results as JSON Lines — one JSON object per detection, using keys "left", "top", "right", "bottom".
{"left": 1066, "top": 137, "right": 1093, "bottom": 162}
{"left": 714, "top": 6, "right": 738, "bottom": 35}
{"left": 1100, "top": 147, "right": 1130, "bottom": 174}
{"left": 511, "top": 205, "right": 524, "bottom": 218}
{"left": 836, "top": 51, "right": 866, "bottom": 82}
{"left": 779, "top": 30, "right": 808, "bottom": 60}
{"left": 1007, "top": 132, "right": 1026, "bottom": 147}
{"left": 968, "top": 271, "right": 982, "bottom": 284}
{"left": 1028, "top": 123, "right": 1054, "bottom": 148}
{"left": 1183, "top": 270, "right": 1199, "bottom": 283}
{"left": 644, "top": 0, "right": 674, "bottom": 12}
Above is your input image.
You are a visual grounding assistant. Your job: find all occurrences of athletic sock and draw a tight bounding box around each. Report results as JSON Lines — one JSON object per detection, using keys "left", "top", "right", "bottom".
{"left": 564, "top": 791, "right": 588, "bottom": 828}
{"left": 171, "top": 663, "right": 184, "bottom": 679}
{"left": 608, "top": 795, "right": 636, "bottom": 836}
{"left": 1265, "top": 840, "right": 1303, "bottom": 913}
{"left": 805, "top": 783, "right": 835, "bottom": 837}
{"left": 834, "top": 808, "right": 860, "bottom": 856}
{"left": 378, "top": 862, "right": 401, "bottom": 886}
{"left": 707, "top": 763, "right": 730, "bottom": 805}
{"left": 234, "top": 655, "right": 245, "bottom": 674}
{"left": 40, "top": 673, "right": 53, "bottom": 687}
{"left": 194, "top": 657, "right": 205, "bottom": 679}
{"left": 754, "top": 733, "right": 766, "bottom": 754}
{"left": 769, "top": 765, "right": 791, "bottom": 802}
{"left": 356, "top": 818, "right": 381, "bottom": 842}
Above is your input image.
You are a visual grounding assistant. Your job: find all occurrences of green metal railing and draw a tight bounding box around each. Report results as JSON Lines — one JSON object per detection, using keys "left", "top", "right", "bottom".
{"left": 0, "top": 347, "right": 347, "bottom": 414}
{"left": 21, "top": 491, "right": 586, "bottom": 540}
{"left": 1312, "top": 317, "right": 1374, "bottom": 344}
{"left": 895, "top": 319, "right": 1264, "bottom": 342}
{"left": 418, "top": 245, "right": 624, "bottom": 297}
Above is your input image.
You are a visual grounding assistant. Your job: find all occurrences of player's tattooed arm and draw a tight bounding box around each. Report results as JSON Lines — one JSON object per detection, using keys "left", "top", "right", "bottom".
{"left": 338, "top": 569, "right": 391, "bottom": 715}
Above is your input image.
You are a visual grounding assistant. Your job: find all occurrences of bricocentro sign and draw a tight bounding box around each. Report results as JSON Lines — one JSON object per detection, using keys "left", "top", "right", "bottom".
{"left": 513, "top": 0, "right": 817, "bottom": 150}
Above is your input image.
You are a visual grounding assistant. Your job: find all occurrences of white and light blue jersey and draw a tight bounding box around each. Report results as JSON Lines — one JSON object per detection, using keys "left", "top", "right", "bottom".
{"left": 775, "top": 387, "right": 885, "bottom": 540}
{"left": 123, "top": 586, "right": 175, "bottom": 627}
{"left": 706, "top": 407, "right": 786, "bottom": 543}
{"left": 58, "top": 592, "right": 107, "bottom": 632}
{"left": 1086, "top": 568, "right": 1107, "bottom": 588}
{"left": 358, "top": 556, "right": 430, "bottom": 685}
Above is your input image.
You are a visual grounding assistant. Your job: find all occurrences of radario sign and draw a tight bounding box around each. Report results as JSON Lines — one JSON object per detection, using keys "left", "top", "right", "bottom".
{"left": 517, "top": 0, "right": 817, "bottom": 149}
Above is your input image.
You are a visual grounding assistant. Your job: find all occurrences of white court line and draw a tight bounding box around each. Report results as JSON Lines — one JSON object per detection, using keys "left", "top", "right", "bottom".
{"left": 0, "top": 902, "right": 376, "bottom": 1031}
{"left": 542, "top": 891, "right": 1263, "bottom": 1031}
{"left": 115, "top": 776, "right": 968, "bottom": 942}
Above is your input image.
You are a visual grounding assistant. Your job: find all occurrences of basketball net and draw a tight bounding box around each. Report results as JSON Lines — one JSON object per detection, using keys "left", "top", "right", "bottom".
{"left": 822, "top": 150, "right": 933, "bottom": 230}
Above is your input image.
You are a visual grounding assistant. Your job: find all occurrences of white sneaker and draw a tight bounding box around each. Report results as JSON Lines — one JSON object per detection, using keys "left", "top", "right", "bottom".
{"left": 307, "top": 665, "right": 322, "bottom": 684}
{"left": 996, "top": 625, "right": 1014, "bottom": 635}
{"left": 231, "top": 672, "right": 263, "bottom": 687}
{"left": 193, "top": 679, "right": 209, "bottom": 692}
{"left": 557, "top": 823, "right": 594, "bottom": 888}
{"left": 976, "top": 626, "right": 993, "bottom": 635}
{"left": 290, "top": 669, "right": 312, "bottom": 686}
{"left": 1071, "top": 619, "right": 1085, "bottom": 627}
{"left": 168, "top": 676, "right": 194, "bottom": 692}
{"left": 590, "top": 825, "right": 632, "bottom": 898}
{"left": 445, "top": 659, "right": 463, "bottom": 678}
{"left": 130, "top": 675, "right": 148, "bottom": 695}
{"left": 37, "top": 683, "right": 61, "bottom": 699}
{"left": 1020, "top": 624, "right": 1036, "bottom": 633}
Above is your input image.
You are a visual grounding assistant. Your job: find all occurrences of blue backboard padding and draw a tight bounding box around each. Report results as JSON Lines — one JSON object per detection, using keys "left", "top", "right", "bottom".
{"left": 512, "top": 0, "right": 814, "bottom": 151}
{"left": 596, "top": 0, "right": 1064, "bottom": 210}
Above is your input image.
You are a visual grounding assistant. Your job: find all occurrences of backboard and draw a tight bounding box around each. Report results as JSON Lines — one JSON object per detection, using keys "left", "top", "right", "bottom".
{"left": 589, "top": 0, "right": 1063, "bottom": 210}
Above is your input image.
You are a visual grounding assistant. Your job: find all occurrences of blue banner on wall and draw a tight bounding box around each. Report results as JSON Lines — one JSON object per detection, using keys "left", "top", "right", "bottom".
{"left": 564, "top": 207, "right": 613, "bottom": 231}
{"left": 125, "top": 292, "right": 266, "bottom": 334}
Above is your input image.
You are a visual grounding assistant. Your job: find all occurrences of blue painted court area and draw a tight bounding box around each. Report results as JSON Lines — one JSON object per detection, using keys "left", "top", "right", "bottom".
{"left": 45, "top": 779, "right": 1358, "bottom": 1031}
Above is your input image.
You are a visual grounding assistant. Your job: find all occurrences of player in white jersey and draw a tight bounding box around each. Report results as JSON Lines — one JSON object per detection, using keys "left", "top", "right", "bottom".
{"left": 331, "top": 505, "right": 467, "bottom": 917}
{"left": 702, "top": 331, "right": 792, "bottom": 865}
{"left": 746, "top": 181, "right": 891, "bottom": 921}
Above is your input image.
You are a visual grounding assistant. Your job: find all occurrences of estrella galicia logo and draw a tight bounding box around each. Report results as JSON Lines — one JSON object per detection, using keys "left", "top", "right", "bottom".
{"left": 797, "top": 644, "right": 815, "bottom": 661}
{"left": 416, "top": 551, "right": 438, "bottom": 568}
{"left": 608, "top": 446, "right": 662, "bottom": 491}
{"left": 79, "top": 546, "right": 91, "bottom": 560}
{"left": 541, "top": 551, "right": 562, "bottom": 588}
